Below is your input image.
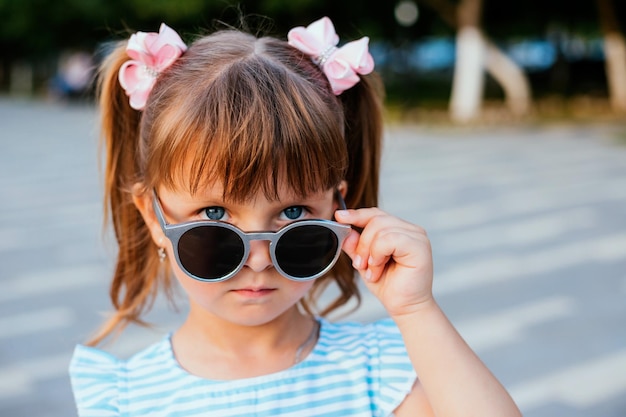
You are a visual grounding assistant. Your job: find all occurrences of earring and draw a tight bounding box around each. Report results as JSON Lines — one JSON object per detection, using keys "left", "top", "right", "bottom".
{"left": 158, "top": 247, "right": 166, "bottom": 263}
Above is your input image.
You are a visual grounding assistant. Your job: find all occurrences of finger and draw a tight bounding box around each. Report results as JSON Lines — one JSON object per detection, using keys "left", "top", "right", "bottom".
{"left": 340, "top": 212, "right": 394, "bottom": 268}
{"left": 341, "top": 228, "right": 390, "bottom": 278}
{"left": 341, "top": 229, "right": 362, "bottom": 268}
{"left": 363, "top": 229, "right": 405, "bottom": 283}
{"left": 336, "top": 208, "right": 426, "bottom": 238}
{"left": 355, "top": 220, "right": 412, "bottom": 273}
{"left": 336, "top": 208, "right": 429, "bottom": 279}
{"left": 365, "top": 227, "right": 414, "bottom": 266}
{"left": 334, "top": 207, "right": 387, "bottom": 228}
{"left": 367, "top": 229, "right": 432, "bottom": 282}
{"left": 364, "top": 256, "right": 389, "bottom": 283}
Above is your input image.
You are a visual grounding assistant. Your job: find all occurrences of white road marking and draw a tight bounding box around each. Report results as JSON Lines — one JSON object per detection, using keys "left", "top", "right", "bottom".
{"left": 454, "top": 296, "right": 576, "bottom": 351}
{"left": 0, "top": 369, "right": 32, "bottom": 399}
{"left": 438, "top": 207, "right": 597, "bottom": 253}
{"left": 0, "top": 352, "right": 72, "bottom": 399}
{"left": 434, "top": 233, "right": 626, "bottom": 295}
{"left": 0, "top": 265, "right": 104, "bottom": 302}
{"left": 511, "top": 349, "right": 626, "bottom": 410}
{"left": 0, "top": 307, "right": 75, "bottom": 339}
{"left": 419, "top": 178, "right": 626, "bottom": 231}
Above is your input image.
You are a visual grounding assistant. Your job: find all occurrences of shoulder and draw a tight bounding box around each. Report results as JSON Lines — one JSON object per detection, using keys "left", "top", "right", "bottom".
{"left": 317, "top": 318, "right": 417, "bottom": 416}
{"left": 69, "top": 337, "right": 172, "bottom": 416}
{"left": 69, "top": 344, "right": 122, "bottom": 416}
{"left": 319, "top": 317, "right": 407, "bottom": 352}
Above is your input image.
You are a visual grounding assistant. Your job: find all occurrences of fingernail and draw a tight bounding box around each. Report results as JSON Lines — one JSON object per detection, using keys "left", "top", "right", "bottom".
{"left": 353, "top": 255, "right": 362, "bottom": 270}
{"left": 368, "top": 256, "right": 375, "bottom": 266}
{"left": 335, "top": 210, "right": 349, "bottom": 218}
{"left": 364, "top": 269, "right": 372, "bottom": 281}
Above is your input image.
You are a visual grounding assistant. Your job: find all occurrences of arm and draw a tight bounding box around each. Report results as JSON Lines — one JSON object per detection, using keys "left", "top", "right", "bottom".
{"left": 392, "top": 300, "right": 520, "bottom": 416}
{"left": 335, "top": 208, "right": 521, "bottom": 417}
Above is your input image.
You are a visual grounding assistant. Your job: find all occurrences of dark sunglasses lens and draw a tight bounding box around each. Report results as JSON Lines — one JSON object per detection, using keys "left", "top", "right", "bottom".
{"left": 275, "top": 225, "right": 339, "bottom": 278}
{"left": 178, "top": 226, "right": 245, "bottom": 280}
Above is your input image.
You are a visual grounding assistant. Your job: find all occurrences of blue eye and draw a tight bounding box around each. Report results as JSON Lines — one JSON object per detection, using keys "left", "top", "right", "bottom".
{"left": 283, "top": 206, "right": 303, "bottom": 220}
{"left": 204, "top": 207, "right": 226, "bottom": 220}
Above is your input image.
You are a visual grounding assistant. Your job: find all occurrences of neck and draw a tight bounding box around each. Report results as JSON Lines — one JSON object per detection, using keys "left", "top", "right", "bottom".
{"left": 186, "top": 302, "right": 308, "bottom": 346}
{"left": 171, "top": 303, "right": 317, "bottom": 379}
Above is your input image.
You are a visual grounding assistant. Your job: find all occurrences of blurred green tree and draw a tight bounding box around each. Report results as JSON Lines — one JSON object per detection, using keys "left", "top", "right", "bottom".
{"left": 0, "top": 0, "right": 417, "bottom": 92}
{"left": 1, "top": 0, "right": 625, "bottom": 114}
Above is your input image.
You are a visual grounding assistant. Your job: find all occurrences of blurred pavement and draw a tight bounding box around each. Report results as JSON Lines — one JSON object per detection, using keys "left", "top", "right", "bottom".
{"left": 1, "top": 98, "right": 626, "bottom": 416}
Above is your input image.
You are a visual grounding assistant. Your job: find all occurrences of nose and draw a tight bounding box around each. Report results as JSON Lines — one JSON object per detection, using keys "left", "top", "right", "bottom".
{"left": 244, "top": 239, "right": 273, "bottom": 273}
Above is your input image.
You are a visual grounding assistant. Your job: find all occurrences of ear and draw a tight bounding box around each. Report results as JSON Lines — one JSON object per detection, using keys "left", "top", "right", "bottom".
{"left": 334, "top": 180, "right": 349, "bottom": 210}
{"left": 337, "top": 180, "right": 348, "bottom": 199}
{"left": 132, "top": 183, "right": 167, "bottom": 248}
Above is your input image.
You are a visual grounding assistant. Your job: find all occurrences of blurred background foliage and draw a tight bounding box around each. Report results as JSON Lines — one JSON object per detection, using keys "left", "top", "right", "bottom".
{"left": 1, "top": 0, "right": 625, "bottom": 122}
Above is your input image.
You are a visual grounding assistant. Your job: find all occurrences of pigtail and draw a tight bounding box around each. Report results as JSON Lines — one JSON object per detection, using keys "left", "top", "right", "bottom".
{"left": 87, "top": 43, "right": 166, "bottom": 346}
{"left": 308, "top": 72, "right": 385, "bottom": 318}
{"left": 340, "top": 72, "right": 385, "bottom": 209}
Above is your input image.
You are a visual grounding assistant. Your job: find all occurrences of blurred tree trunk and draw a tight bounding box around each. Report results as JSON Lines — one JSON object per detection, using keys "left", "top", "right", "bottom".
{"left": 450, "top": 0, "right": 484, "bottom": 122}
{"left": 420, "top": 0, "right": 531, "bottom": 120}
{"left": 596, "top": 0, "right": 626, "bottom": 114}
{"left": 484, "top": 42, "right": 531, "bottom": 116}
{"left": 0, "top": 60, "right": 8, "bottom": 92}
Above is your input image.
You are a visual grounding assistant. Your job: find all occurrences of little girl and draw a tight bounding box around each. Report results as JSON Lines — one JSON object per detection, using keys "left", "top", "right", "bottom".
{"left": 70, "top": 17, "right": 521, "bottom": 416}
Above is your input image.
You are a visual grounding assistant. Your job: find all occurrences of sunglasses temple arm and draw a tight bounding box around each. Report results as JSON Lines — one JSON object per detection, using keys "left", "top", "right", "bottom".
{"left": 335, "top": 189, "right": 347, "bottom": 211}
{"left": 152, "top": 190, "right": 168, "bottom": 230}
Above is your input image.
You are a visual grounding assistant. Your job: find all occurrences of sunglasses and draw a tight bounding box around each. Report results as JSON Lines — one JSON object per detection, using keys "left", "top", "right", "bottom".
{"left": 153, "top": 191, "right": 351, "bottom": 282}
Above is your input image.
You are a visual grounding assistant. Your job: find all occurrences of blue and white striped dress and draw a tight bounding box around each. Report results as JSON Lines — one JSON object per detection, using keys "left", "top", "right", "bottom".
{"left": 70, "top": 318, "right": 416, "bottom": 416}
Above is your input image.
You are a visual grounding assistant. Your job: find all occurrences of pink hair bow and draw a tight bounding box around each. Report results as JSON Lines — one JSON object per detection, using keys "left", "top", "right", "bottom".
{"left": 118, "top": 23, "right": 187, "bottom": 110}
{"left": 287, "top": 17, "right": 374, "bottom": 95}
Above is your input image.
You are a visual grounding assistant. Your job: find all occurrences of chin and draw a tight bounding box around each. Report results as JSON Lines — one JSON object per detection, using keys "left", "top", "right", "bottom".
{"left": 222, "top": 304, "right": 301, "bottom": 328}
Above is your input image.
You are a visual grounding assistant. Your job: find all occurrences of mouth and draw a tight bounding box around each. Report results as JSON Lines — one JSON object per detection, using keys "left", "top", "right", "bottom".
{"left": 230, "top": 287, "right": 277, "bottom": 298}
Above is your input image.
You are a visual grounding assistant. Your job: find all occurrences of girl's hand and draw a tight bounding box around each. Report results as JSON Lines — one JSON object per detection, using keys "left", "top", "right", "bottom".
{"left": 337, "top": 208, "right": 524, "bottom": 417}
{"left": 335, "top": 208, "right": 435, "bottom": 318}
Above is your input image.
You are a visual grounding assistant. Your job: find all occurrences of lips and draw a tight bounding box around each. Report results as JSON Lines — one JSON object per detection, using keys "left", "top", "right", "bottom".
{"left": 231, "top": 287, "right": 277, "bottom": 297}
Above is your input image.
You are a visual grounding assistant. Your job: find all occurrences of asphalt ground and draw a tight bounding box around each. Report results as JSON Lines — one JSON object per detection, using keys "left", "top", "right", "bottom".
{"left": 1, "top": 97, "right": 626, "bottom": 416}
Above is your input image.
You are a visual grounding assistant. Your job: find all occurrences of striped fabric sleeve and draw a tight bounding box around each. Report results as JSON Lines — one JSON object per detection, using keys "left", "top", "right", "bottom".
{"left": 371, "top": 319, "right": 417, "bottom": 416}
{"left": 69, "top": 345, "right": 122, "bottom": 417}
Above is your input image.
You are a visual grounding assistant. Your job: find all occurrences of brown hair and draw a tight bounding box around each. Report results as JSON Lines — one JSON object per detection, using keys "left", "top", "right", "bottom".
{"left": 91, "top": 27, "right": 384, "bottom": 346}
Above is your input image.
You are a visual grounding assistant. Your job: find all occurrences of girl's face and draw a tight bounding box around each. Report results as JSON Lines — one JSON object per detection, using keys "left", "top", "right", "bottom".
{"left": 154, "top": 183, "right": 339, "bottom": 326}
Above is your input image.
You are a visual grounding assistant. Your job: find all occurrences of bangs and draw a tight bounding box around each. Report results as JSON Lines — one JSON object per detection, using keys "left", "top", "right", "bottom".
{"left": 145, "top": 35, "right": 348, "bottom": 202}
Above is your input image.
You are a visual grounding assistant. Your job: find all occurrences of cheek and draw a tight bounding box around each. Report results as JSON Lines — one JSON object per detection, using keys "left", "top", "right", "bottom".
{"left": 284, "top": 280, "right": 316, "bottom": 299}
{"left": 165, "top": 246, "right": 223, "bottom": 299}
{"left": 172, "top": 262, "right": 215, "bottom": 294}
